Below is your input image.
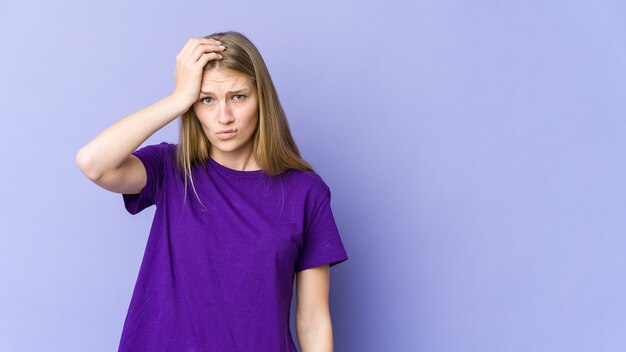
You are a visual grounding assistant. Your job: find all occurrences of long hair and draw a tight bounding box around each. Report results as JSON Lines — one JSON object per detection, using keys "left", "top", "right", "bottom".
{"left": 176, "top": 30, "right": 314, "bottom": 210}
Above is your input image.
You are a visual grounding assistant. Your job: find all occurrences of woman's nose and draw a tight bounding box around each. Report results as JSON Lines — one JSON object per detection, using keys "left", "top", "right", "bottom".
{"left": 217, "top": 103, "right": 235, "bottom": 124}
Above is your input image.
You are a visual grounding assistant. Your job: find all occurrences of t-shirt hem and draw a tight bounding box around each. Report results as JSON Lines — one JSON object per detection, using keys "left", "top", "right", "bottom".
{"left": 122, "top": 150, "right": 154, "bottom": 215}
{"left": 296, "top": 251, "right": 349, "bottom": 272}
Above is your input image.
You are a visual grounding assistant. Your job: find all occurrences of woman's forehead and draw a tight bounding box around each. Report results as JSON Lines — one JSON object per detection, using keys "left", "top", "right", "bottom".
{"left": 201, "top": 68, "right": 254, "bottom": 88}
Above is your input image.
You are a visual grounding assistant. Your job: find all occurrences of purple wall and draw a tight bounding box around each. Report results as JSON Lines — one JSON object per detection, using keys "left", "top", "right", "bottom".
{"left": 1, "top": 0, "right": 625, "bottom": 351}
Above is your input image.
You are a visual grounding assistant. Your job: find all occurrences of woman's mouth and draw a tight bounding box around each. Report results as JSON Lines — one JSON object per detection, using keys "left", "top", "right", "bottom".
{"left": 216, "top": 128, "right": 238, "bottom": 140}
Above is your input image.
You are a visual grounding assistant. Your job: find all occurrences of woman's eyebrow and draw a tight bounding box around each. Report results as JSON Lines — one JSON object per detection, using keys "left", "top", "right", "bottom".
{"left": 200, "top": 88, "right": 250, "bottom": 95}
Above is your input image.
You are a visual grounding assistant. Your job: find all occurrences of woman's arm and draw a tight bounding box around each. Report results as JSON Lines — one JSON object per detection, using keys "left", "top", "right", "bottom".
{"left": 296, "top": 264, "right": 334, "bottom": 352}
{"left": 75, "top": 37, "right": 225, "bottom": 182}
{"left": 75, "top": 94, "right": 190, "bottom": 180}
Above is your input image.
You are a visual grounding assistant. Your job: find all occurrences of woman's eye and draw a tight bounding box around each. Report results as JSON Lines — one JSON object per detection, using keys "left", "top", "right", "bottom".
{"left": 200, "top": 96, "right": 245, "bottom": 104}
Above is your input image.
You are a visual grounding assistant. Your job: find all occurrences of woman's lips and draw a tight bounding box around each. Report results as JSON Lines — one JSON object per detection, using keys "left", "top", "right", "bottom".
{"left": 216, "top": 129, "right": 238, "bottom": 140}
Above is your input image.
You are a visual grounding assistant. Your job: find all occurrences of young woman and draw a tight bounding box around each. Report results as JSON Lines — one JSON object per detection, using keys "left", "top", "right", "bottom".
{"left": 75, "top": 30, "right": 349, "bottom": 351}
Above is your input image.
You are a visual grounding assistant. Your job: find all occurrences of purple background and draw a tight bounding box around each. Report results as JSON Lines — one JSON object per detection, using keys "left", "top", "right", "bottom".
{"left": 2, "top": 0, "right": 625, "bottom": 351}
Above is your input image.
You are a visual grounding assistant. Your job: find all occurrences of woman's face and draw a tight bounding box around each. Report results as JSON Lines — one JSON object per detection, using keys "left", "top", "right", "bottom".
{"left": 193, "top": 67, "right": 259, "bottom": 160}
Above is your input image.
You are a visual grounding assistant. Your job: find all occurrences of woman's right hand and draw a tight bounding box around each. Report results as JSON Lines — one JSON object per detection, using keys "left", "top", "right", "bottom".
{"left": 171, "top": 37, "right": 225, "bottom": 107}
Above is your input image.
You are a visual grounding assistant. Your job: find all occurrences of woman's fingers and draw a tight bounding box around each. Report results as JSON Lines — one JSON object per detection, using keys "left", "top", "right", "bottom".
{"left": 171, "top": 37, "right": 225, "bottom": 105}
{"left": 190, "top": 43, "right": 225, "bottom": 63}
{"left": 197, "top": 51, "right": 222, "bottom": 68}
{"left": 178, "top": 38, "right": 222, "bottom": 63}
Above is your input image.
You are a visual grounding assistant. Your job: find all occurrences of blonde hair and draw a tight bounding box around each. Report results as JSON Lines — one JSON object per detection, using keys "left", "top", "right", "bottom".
{"left": 175, "top": 30, "right": 314, "bottom": 210}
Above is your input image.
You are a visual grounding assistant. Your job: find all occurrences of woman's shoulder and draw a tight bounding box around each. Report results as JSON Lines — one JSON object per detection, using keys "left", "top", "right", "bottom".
{"left": 152, "top": 141, "right": 179, "bottom": 154}
{"left": 139, "top": 141, "right": 178, "bottom": 152}
{"left": 160, "top": 141, "right": 178, "bottom": 152}
{"left": 134, "top": 141, "right": 178, "bottom": 166}
{"left": 280, "top": 168, "right": 330, "bottom": 194}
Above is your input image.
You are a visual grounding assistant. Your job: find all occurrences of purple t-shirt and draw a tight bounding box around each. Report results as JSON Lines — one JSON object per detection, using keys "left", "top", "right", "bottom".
{"left": 119, "top": 141, "right": 349, "bottom": 351}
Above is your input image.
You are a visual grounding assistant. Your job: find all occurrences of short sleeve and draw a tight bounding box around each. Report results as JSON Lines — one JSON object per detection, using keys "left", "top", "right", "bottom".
{"left": 122, "top": 142, "right": 170, "bottom": 215}
{"left": 296, "top": 182, "right": 349, "bottom": 272}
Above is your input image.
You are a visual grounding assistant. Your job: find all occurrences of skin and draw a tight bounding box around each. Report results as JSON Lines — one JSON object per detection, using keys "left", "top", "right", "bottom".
{"left": 193, "top": 67, "right": 261, "bottom": 171}
{"left": 296, "top": 264, "right": 334, "bottom": 351}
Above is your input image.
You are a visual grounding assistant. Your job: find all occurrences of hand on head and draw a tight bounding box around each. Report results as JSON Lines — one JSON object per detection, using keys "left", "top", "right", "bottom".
{"left": 172, "top": 37, "right": 226, "bottom": 107}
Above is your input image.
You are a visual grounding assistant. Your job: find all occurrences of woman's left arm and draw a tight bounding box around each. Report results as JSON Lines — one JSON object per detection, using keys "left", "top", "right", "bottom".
{"left": 296, "top": 264, "right": 333, "bottom": 352}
